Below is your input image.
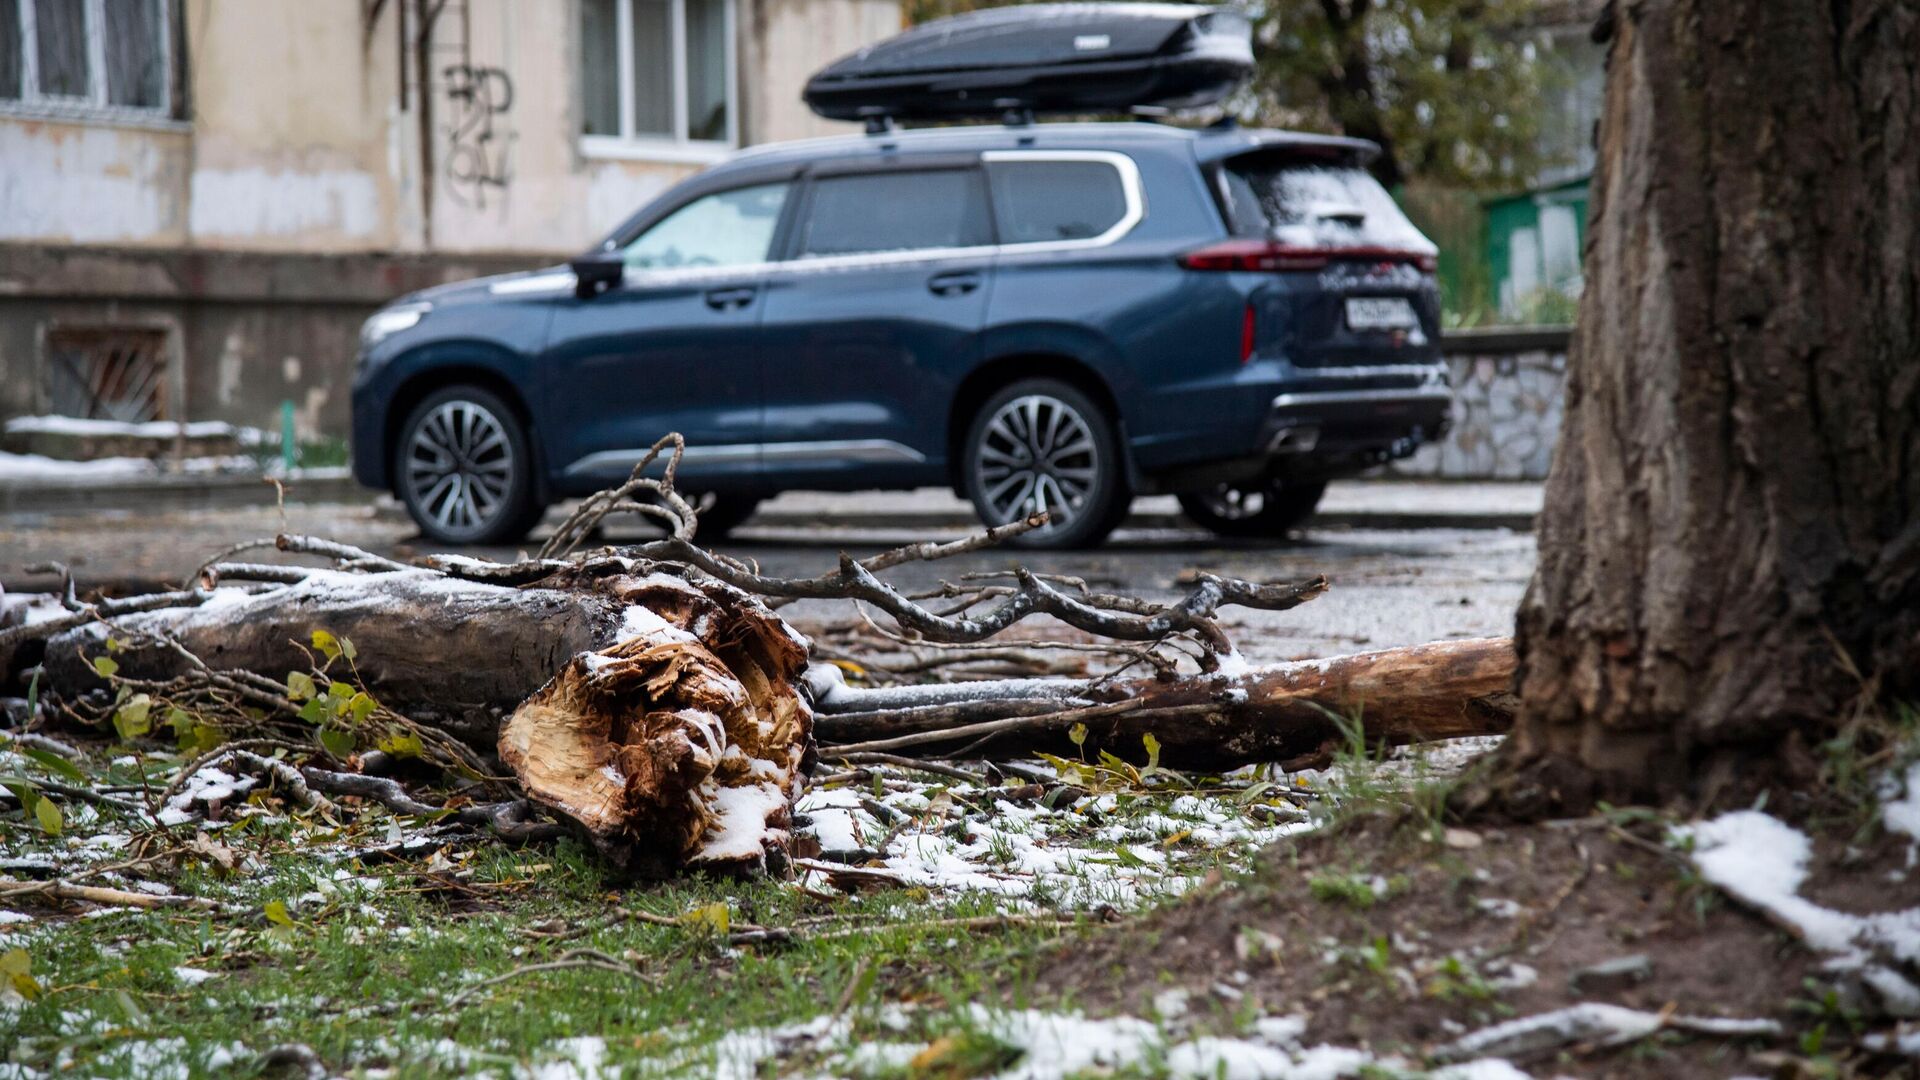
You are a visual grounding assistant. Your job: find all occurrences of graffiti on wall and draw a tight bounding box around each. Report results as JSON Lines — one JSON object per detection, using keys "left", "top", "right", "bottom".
{"left": 443, "top": 64, "right": 516, "bottom": 210}
{"left": 1390, "top": 345, "right": 1566, "bottom": 481}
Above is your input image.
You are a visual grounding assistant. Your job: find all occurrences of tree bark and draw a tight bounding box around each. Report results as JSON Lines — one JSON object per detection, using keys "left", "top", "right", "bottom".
{"left": 34, "top": 583, "right": 1513, "bottom": 775}
{"left": 1495, "top": 0, "right": 1920, "bottom": 813}
{"left": 813, "top": 637, "right": 1516, "bottom": 770}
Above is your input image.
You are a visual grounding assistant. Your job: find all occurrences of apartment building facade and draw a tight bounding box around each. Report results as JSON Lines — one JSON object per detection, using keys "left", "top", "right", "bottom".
{"left": 0, "top": 0, "right": 900, "bottom": 437}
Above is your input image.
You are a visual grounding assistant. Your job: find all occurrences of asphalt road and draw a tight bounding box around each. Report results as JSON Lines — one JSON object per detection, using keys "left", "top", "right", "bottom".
{"left": 0, "top": 500, "right": 1532, "bottom": 666}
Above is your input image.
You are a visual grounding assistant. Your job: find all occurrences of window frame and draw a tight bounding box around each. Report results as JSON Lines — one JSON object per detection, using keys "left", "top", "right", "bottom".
{"left": 982, "top": 150, "right": 1143, "bottom": 254}
{"left": 0, "top": 0, "right": 181, "bottom": 129}
{"left": 789, "top": 165, "right": 995, "bottom": 262}
{"left": 580, "top": 0, "right": 737, "bottom": 166}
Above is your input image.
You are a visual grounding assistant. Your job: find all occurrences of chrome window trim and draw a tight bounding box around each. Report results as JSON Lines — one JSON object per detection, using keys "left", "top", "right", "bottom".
{"left": 515, "top": 150, "right": 1147, "bottom": 296}
{"left": 979, "top": 149, "right": 1145, "bottom": 254}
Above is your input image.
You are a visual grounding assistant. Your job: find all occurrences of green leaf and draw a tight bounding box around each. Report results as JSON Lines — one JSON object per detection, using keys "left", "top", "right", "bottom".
{"left": 1143, "top": 733, "right": 1162, "bottom": 771}
{"left": 263, "top": 900, "right": 294, "bottom": 927}
{"left": 680, "top": 902, "right": 730, "bottom": 934}
{"left": 285, "top": 671, "right": 316, "bottom": 701}
{"left": 310, "top": 629, "right": 340, "bottom": 662}
{"left": 34, "top": 795, "right": 62, "bottom": 835}
{"left": 91, "top": 655, "right": 119, "bottom": 679}
{"left": 338, "top": 636, "right": 357, "bottom": 662}
{"left": 113, "top": 694, "right": 153, "bottom": 741}
{"left": 327, "top": 681, "right": 353, "bottom": 701}
{"left": 318, "top": 728, "right": 355, "bottom": 759}
{"left": 25, "top": 668, "right": 38, "bottom": 723}
{"left": 296, "top": 699, "right": 327, "bottom": 725}
{"left": 0, "top": 948, "right": 38, "bottom": 1001}
{"left": 1067, "top": 722, "right": 1089, "bottom": 749}
{"left": 184, "top": 724, "right": 225, "bottom": 754}
{"left": 347, "top": 692, "right": 378, "bottom": 725}
{"left": 377, "top": 731, "right": 424, "bottom": 758}
{"left": 20, "top": 747, "right": 85, "bottom": 785}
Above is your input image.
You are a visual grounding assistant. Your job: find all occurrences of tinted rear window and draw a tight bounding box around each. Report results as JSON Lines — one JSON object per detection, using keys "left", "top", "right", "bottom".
{"left": 987, "top": 160, "right": 1129, "bottom": 244}
{"left": 1219, "top": 157, "right": 1433, "bottom": 252}
{"left": 798, "top": 169, "right": 991, "bottom": 257}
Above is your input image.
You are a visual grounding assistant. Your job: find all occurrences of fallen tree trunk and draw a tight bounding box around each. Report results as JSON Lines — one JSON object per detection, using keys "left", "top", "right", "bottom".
{"left": 810, "top": 637, "right": 1517, "bottom": 771}
{"left": 36, "top": 570, "right": 1513, "bottom": 777}
{"left": 36, "top": 565, "right": 811, "bottom": 877}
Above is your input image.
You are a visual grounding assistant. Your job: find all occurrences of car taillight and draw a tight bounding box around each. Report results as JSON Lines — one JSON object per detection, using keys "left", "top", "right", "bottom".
{"left": 1179, "top": 241, "right": 1438, "bottom": 274}
{"left": 1240, "top": 303, "right": 1256, "bottom": 364}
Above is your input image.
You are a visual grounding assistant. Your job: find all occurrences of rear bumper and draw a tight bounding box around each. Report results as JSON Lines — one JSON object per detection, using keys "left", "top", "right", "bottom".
{"left": 1141, "top": 363, "right": 1451, "bottom": 492}
{"left": 1261, "top": 381, "right": 1451, "bottom": 457}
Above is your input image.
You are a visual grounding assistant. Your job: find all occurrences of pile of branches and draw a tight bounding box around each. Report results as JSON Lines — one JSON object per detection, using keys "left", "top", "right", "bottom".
{"left": 0, "top": 436, "right": 1514, "bottom": 877}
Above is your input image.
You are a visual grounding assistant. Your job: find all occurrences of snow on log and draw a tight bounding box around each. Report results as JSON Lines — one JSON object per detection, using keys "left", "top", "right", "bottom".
{"left": 33, "top": 569, "right": 615, "bottom": 744}
{"left": 498, "top": 573, "right": 812, "bottom": 877}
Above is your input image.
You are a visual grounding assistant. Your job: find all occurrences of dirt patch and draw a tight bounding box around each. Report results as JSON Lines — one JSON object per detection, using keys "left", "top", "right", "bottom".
{"left": 1034, "top": 810, "right": 1916, "bottom": 1077}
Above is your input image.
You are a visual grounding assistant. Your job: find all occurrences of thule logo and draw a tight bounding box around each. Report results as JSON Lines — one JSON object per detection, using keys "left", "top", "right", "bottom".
{"left": 1073, "top": 34, "right": 1111, "bottom": 51}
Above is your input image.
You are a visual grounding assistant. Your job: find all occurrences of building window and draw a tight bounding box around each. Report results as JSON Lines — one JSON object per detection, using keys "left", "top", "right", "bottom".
{"left": 0, "top": 0, "right": 174, "bottom": 121}
{"left": 580, "top": 0, "right": 735, "bottom": 160}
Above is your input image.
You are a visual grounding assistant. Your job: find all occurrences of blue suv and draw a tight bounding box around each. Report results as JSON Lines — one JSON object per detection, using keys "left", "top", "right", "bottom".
{"left": 350, "top": 120, "right": 1448, "bottom": 548}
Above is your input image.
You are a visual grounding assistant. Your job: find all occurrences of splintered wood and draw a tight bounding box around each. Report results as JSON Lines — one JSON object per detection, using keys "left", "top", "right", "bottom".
{"left": 501, "top": 573, "right": 812, "bottom": 877}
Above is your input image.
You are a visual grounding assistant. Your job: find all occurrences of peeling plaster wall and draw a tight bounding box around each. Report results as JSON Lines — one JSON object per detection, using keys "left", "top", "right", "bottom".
{"left": 0, "top": 0, "right": 906, "bottom": 435}
{"left": 2, "top": 0, "right": 902, "bottom": 255}
{"left": 0, "top": 121, "right": 191, "bottom": 245}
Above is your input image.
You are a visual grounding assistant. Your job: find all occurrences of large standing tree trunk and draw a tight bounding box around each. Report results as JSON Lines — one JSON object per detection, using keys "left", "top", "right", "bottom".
{"left": 1493, "top": 0, "right": 1920, "bottom": 813}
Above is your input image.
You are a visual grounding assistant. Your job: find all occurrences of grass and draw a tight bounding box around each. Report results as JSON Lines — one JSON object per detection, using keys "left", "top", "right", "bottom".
{"left": 3, "top": 833, "right": 1079, "bottom": 1076}
{"left": 0, "top": 740, "right": 1321, "bottom": 1077}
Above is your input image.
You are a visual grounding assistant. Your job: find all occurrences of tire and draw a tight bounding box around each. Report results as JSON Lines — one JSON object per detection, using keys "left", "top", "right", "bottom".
{"left": 690, "top": 493, "right": 760, "bottom": 540}
{"left": 1178, "top": 478, "right": 1328, "bottom": 539}
{"left": 394, "top": 385, "right": 545, "bottom": 545}
{"left": 961, "top": 378, "right": 1130, "bottom": 549}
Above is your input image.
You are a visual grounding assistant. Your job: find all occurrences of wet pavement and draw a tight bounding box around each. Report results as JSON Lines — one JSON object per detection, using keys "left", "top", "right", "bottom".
{"left": 0, "top": 498, "right": 1532, "bottom": 667}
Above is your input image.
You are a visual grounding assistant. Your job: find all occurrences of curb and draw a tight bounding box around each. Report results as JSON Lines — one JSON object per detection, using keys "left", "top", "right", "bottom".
{"left": 0, "top": 472, "right": 365, "bottom": 516}
{"left": 1, "top": 476, "right": 1536, "bottom": 533}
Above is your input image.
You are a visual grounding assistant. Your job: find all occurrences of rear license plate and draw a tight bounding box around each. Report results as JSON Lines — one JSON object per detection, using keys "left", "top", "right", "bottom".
{"left": 1345, "top": 297, "right": 1419, "bottom": 331}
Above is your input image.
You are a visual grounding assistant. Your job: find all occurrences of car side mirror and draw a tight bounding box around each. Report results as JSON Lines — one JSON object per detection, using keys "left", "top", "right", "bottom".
{"left": 570, "top": 253, "right": 624, "bottom": 299}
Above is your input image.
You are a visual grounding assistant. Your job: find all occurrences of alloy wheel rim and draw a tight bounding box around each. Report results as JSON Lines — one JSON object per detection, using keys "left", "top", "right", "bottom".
{"left": 973, "top": 394, "right": 1099, "bottom": 530}
{"left": 404, "top": 400, "right": 514, "bottom": 536}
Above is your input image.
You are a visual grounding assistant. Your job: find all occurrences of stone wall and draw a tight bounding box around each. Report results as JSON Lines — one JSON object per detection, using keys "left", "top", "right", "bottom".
{"left": 1392, "top": 327, "right": 1570, "bottom": 481}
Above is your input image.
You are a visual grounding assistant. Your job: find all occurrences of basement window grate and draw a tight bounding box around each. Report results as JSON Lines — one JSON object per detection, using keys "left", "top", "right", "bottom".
{"left": 44, "top": 326, "right": 169, "bottom": 422}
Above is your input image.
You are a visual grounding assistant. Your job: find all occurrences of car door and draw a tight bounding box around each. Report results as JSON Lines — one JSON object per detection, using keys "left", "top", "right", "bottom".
{"left": 541, "top": 179, "right": 793, "bottom": 492}
{"left": 756, "top": 160, "right": 996, "bottom": 486}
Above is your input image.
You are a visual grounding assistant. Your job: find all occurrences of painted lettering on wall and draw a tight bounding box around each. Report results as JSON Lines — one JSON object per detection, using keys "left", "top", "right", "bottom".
{"left": 443, "top": 64, "right": 515, "bottom": 210}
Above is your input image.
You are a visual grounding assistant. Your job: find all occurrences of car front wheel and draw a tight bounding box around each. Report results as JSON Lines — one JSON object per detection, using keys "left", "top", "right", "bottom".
{"left": 1178, "top": 478, "right": 1327, "bottom": 539}
{"left": 962, "top": 378, "right": 1129, "bottom": 549}
{"left": 395, "top": 385, "right": 545, "bottom": 545}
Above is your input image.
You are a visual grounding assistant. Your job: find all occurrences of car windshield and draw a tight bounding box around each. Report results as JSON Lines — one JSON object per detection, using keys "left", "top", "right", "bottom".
{"left": 1219, "top": 156, "right": 1434, "bottom": 253}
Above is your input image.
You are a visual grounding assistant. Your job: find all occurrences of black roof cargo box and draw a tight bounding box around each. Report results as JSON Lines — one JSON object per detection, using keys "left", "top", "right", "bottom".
{"left": 804, "top": 3, "right": 1254, "bottom": 122}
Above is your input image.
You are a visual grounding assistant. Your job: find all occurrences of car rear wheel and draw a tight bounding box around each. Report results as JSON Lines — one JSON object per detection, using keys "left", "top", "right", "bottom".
{"left": 396, "top": 386, "right": 545, "bottom": 545}
{"left": 1178, "top": 478, "right": 1327, "bottom": 539}
{"left": 962, "top": 378, "right": 1129, "bottom": 549}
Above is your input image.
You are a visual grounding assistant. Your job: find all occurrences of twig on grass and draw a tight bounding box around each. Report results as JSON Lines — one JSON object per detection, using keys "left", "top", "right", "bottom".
{"left": 0, "top": 876, "right": 227, "bottom": 911}
{"left": 443, "top": 949, "right": 653, "bottom": 1010}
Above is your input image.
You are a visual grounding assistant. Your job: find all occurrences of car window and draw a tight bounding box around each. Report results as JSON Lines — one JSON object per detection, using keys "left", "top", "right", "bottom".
{"left": 987, "top": 160, "right": 1129, "bottom": 244}
{"left": 622, "top": 182, "right": 790, "bottom": 271}
{"left": 797, "top": 169, "right": 991, "bottom": 258}
{"left": 1219, "top": 156, "right": 1431, "bottom": 252}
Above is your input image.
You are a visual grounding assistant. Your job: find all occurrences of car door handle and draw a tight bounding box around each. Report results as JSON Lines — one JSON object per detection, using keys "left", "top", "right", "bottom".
{"left": 704, "top": 286, "right": 757, "bottom": 310}
{"left": 927, "top": 271, "right": 982, "bottom": 297}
